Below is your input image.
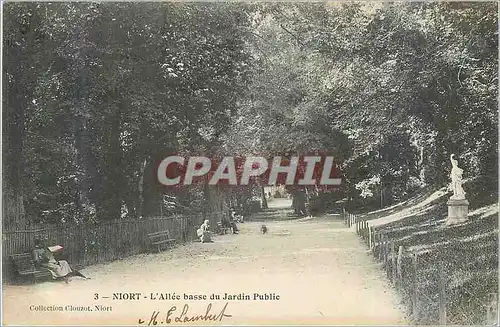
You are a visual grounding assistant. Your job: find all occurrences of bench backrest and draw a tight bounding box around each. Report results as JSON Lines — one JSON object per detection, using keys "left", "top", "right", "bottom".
{"left": 11, "top": 253, "right": 36, "bottom": 272}
{"left": 147, "top": 230, "right": 171, "bottom": 242}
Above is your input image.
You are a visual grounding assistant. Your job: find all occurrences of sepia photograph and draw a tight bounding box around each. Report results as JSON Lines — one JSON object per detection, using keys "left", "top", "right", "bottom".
{"left": 2, "top": 1, "right": 498, "bottom": 325}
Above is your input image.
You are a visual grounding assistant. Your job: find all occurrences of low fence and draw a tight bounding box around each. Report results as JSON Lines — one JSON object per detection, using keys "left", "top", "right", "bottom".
{"left": 343, "top": 212, "right": 499, "bottom": 325}
{"left": 3, "top": 212, "right": 222, "bottom": 282}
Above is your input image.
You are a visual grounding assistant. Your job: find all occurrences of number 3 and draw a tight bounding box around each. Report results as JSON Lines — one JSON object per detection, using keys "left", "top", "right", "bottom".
{"left": 94, "top": 293, "right": 99, "bottom": 300}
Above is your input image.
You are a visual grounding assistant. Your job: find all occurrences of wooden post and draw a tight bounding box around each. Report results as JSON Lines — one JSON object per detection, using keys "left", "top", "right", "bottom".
{"left": 382, "top": 234, "right": 387, "bottom": 263}
{"left": 379, "top": 233, "right": 384, "bottom": 261}
{"left": 378, "top": 233, "right": 384, "bottom": 261}
{"left": 391, "top": 241, "right": 396, "bottom": 283}
{"left": 439, "top": 263, "right": 447, "bottom": 325}
{"left": 368, "top": 224, "right": 372, "bottom": 250}
{"left": 365, "top": 222, "right": 368, "bottom": 241}
{"left": 412, "top": 253, "right": 418, "bottom": 321}
{"left": 396, "top": 245, "right": 403, "bottom": 290}
{"left": 386, "top": 240, "right": 391, "bottom": 278}
{"left": 486, "top": 293, "right": 498, "bottom": 325}
{"left": 363, "top": 221, "right": 367, "bottom": 240}
{"left": 384, "top": 238, "right": 390, "bottom": 277}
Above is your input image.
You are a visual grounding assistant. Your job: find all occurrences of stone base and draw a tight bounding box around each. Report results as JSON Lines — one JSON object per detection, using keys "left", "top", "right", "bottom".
{"left": 446, "top": 198, "right": 469, "bottom": 225}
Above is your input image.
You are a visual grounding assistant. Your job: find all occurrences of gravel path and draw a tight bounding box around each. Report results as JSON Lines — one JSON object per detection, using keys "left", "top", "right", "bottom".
{"left": 3, "top": 209, "right": 408, "bottom": 325}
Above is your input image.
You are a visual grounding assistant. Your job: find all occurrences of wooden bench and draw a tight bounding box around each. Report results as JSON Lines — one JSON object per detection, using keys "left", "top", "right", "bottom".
{"left": 10, "top": 253, "right": 85, "bottom": 284}
{"left": 216, "top": 221, "right": 230, "bottom": 235}
{"left": 147, "top": 230, "right": 176, "bottom": 252}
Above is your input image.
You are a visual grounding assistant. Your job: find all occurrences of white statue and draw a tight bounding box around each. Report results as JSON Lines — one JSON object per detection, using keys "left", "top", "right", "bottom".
{"left": 449, "top": 154, "right": 466, "bottom": 200}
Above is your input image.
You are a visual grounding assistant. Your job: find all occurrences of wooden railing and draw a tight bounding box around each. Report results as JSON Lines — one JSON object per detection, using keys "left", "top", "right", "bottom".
{"left": 343, "top": 211, "right": 498, "bottom": 325}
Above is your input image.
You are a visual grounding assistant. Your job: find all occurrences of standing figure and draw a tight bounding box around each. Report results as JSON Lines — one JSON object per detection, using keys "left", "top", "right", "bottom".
{"left": 449, "top": 154, "right": 466, "bottom": 200}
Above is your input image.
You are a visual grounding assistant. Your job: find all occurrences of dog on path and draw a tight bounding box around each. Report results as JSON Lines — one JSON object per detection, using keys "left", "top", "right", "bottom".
{"left": 260, "top": 224, "right": 268, "bottom": 234}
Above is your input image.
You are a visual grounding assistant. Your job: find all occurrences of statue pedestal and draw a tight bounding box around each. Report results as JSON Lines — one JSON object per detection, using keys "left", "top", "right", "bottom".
{"left": 446, "top": 198, "right": 469, "bottom": 225}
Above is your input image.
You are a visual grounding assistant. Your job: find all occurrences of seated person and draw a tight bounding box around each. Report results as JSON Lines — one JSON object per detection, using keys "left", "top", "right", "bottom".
{"left": 196, "top": 220, "right": 213, "bottom": 243}
{"left": 32, "top": 238, "right": 89, "bottom": 283}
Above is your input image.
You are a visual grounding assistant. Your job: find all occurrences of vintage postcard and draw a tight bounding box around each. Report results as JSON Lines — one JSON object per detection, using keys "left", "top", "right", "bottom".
{"left": 2, "top": 1, "right": 498, "bottom": 326}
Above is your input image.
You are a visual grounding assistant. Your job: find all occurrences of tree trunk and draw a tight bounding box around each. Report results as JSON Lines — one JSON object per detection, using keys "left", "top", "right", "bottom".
{"left": 3, "top": 17, "right": 34, "bottom": 227}
{"left": 138, "top": 158, "right": 148, "bottom": 218}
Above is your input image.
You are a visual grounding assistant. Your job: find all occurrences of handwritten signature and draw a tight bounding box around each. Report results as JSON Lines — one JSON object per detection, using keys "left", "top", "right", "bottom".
{"left": 138, "top": 302, "right": 232, "bottom": 325}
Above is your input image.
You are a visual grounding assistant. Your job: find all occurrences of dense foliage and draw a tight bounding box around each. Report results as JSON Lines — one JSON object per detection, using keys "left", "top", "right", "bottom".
{"left": 4, "top": 3, "right": 254, "bottom": 225}
{"left": 225, "top": 2, "right": 498, "bottom": 211}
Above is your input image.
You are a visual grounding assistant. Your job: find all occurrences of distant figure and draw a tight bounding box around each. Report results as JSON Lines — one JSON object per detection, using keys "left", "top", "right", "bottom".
{"left": 229, "top": 209, "right": 240, "bottom": 234}
{"left": 260, "top": 225, "right": 268, "bottom": 234}
{"left": 32, "top": 238, "right": 88, "bottom": 283}
{"left": 197, "top": 220, "right": 213, "bottom": 243}
{"left": 449, "top": 154, "right": 466, "bottom": 199}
